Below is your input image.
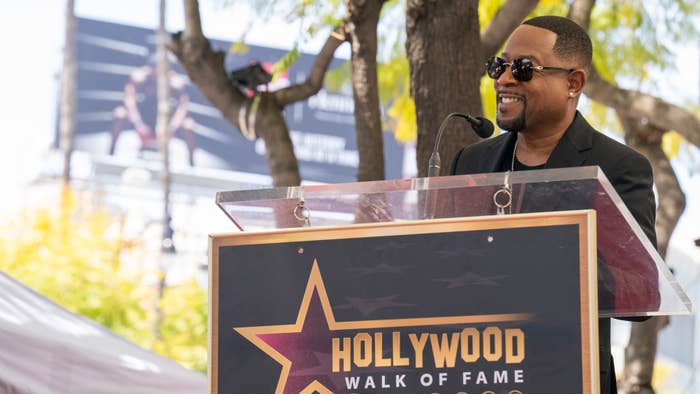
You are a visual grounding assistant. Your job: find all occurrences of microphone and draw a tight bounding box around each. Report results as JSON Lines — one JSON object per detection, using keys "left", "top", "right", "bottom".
{"left": 427, "top": 112, "right": 494, "bottom": 177}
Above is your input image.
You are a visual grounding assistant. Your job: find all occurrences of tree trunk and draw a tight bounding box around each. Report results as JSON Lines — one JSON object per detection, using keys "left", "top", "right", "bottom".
{"left": 154, "top": 0, "right": 171, "bottom": 341}
{"left": 59, "top": 0, "right": 77, "bottom": 184}
{"left": 248, "top": 95, "right": 302, "bottom": 187}
{"left": 615, "top": 114, "right": 684, "bottom": 394}
{"left": 156, "top": 0, "right": 172, "bottom": 243}
{"left": 480, "top": 0, "right": 539, "bottom": 59}
{"left": 171, "top": 0, "right": 347, "bottom": 186}
{"left": 406, "top": 0, "right": 483, "bottom": 177}
{"left": 621, "top": 116, "right": 686, "bottom": 259}
{"left": 618, "top": 317, "right": 669, "bottom": 394}
{"left": 347, "top": 0, "right": 386, "bottom": 182}
{"left": 170, "top": 0, "right": 299, "bottom": 186}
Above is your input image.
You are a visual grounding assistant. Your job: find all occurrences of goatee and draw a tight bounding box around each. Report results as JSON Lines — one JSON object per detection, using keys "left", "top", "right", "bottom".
{"left": 496, "top": 100, "right": 527, "bottom": 132}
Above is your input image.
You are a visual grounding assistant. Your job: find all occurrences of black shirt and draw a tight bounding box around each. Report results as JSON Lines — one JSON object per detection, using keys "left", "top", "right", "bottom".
{"left": 500, "top": 155, "right": 546, "bottom": 172}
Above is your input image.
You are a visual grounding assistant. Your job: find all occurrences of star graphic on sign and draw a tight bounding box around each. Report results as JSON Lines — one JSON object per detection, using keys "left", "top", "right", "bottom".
{"left": 335, "top": 295, "right": 414, "bottom": 317}
{"left": 348, "top": 262, "right": 403, "bottom": 275}
{"left": 433, "top": 272, "right": 508, "bottom": 288}
{"left": 235, "top": 261, "right": 338, "bottom": 394}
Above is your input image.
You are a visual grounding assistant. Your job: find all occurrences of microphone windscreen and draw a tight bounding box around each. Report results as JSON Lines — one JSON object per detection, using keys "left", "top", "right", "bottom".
{"left": 472, "top": 116, "right": 495, "bottom": 138}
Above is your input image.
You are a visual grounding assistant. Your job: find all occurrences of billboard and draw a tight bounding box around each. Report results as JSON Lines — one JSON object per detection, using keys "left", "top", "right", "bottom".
{"left": 67, "top": 17, "right": 405, "bottom": 184}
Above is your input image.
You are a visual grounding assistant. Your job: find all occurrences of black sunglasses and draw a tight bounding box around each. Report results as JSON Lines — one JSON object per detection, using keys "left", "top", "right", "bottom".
{"left": 486, "top": 56, "right": 574, "bottom": 82}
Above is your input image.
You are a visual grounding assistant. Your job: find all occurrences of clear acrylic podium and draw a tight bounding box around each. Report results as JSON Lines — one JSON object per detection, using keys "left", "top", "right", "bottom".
{"left": 216, "top": 166, "right": 691, "bottom": 319}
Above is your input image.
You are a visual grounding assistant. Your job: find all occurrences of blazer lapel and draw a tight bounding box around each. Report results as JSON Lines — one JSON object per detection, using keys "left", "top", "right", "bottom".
{"left": 544, "top": 112, "right": 594, "bottom": 169}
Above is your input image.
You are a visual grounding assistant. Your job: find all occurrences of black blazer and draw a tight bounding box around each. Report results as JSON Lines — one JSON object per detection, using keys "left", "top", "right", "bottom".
{"left": 450, "top": 112, "right": 658, "bottom": 394}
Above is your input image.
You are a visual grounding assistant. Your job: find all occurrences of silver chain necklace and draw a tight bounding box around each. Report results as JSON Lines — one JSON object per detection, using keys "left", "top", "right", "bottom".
{"left": 494, "top": 137, "right": 517, "bottom": 215}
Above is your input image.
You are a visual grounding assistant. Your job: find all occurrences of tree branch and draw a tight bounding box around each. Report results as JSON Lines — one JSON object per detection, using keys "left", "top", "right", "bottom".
{"left": 621, "top": 115, "right": 686, "bottom": 257}
{"left": 480, "top": 0, "right": 539, "bottom": 60}
{"left": 273, "top": 25, "right": 347, "bottom": 106}
{"left": 183, "top": 0, "right": 204, "bottom": 41}
{"left": 568, "top": 0, "right": 700, "bottom": 148}
{"left": 618, "top": 114, "right": 683, "bottom": 394}
{"left": 172, "top": 0, "right": 302, "bottom": 187}
{"left": 347, "top": 0, "right": 386, "bottom": 182}
{"left": 169, "top": 2, "right": 246, "bottom": 129}
{"left": 585, "top": 72, "right": 700, "bottom": 147}
{"left": 566, "top": 0, "right": 595, "bottom": 30}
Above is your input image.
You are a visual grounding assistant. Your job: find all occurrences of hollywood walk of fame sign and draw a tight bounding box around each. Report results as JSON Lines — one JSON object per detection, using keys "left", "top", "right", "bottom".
{"left": 209, "top": 212, "right": 599, "bottom": 393}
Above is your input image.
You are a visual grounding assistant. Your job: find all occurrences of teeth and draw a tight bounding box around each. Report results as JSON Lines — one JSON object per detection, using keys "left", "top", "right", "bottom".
{"left": 501, "top": 97, "right": 520, "bottom": 104}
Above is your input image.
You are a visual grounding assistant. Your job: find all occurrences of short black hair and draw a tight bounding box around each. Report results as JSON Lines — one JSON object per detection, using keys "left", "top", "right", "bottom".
{"left": 522, "top": 16, "right": 592, "bottom": 72}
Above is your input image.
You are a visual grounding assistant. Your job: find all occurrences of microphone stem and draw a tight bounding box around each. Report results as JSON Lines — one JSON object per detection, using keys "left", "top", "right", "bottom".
{"left": 428, "top": 113, "right": 470, "bottom": 177}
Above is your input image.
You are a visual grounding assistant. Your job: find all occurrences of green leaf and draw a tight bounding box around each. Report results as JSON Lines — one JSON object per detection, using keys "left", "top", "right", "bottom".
{"left": 0, "top": 187, "right": 208, "bottom": 372}
{"left": 271, "top": 47, "right": 300, "bottom": 81}
{"left": 228, "top": 41, "right": 249, "bottom": 55}
{"left": 324, "top": 60, "right": 351, "bottom": 93}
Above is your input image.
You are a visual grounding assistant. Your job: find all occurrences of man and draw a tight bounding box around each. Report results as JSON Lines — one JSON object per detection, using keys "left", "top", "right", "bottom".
{"left": 450, "top": 16, "right": 657, "bottom": 394}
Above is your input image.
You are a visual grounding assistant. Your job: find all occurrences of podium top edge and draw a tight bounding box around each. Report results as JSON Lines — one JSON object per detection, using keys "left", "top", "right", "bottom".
{"left": 216, "top": 166, "right": 604, "bottom": 204}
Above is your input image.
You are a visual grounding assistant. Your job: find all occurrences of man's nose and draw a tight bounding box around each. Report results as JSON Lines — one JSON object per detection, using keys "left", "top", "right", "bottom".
{"left": 496, "top": 65, "right": 517, "bottom": 86}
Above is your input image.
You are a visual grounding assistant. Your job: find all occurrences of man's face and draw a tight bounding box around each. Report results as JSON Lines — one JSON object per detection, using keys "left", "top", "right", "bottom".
{"left": 495, "top": 25, "right": 572, "bottom": 133}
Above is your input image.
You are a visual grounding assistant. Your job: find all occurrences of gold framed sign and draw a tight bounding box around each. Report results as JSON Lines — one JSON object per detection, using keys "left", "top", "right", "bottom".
{"left": 210, "top": 211, "right": 599, "bottom": 394}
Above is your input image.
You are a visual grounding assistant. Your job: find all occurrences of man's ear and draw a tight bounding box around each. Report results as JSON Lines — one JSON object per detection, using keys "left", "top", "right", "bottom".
{"left": 567, "top": 69, "right": 587, "bottom": 97}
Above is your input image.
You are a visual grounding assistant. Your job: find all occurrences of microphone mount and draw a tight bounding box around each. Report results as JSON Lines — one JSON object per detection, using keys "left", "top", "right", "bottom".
{"left": 427, "top": 112, "right": 494, "bottom": 177}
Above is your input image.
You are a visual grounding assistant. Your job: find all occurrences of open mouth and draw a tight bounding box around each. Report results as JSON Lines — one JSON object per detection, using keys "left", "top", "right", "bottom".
{"left": 497, "top": 93, "right": 525, "bottom": 115}
{"left": 501, "top": 96, "right": 521, "bottom": 104}
{"left": 497, "top": 93, "right": 525, "bottom": 104}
